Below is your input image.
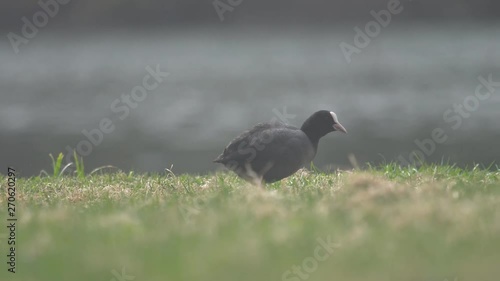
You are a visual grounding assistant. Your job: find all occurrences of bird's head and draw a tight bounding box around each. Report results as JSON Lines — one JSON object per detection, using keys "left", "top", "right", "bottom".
{"left": 328, "top": 111, "right": 347, "bottom": 134}
{"left": 301, "top": 110, "right": 347, "bottom": 141}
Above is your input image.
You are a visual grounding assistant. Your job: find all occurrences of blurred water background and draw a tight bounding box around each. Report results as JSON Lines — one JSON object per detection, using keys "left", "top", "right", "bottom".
{"left": 1, "top": 1, "right": 499, "bottom": 176}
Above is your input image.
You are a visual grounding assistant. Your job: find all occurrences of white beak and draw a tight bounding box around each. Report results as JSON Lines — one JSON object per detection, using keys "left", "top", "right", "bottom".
{"left": 333, "top": 123, "right": 347, "bottom": 133}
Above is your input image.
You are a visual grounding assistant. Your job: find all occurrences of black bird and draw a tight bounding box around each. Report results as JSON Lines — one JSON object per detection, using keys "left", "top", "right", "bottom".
{"left": 213, "top": 110, "right": 347, "bottom": 184}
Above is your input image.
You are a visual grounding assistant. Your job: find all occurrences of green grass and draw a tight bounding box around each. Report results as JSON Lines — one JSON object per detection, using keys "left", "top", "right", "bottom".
{"left": 1, "top": 165, "right": 500, "bottom": 281}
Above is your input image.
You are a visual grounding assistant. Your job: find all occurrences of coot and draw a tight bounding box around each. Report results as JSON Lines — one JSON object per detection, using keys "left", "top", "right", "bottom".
{"left": 214, "top": 110, "right": 347, "bottom": 184}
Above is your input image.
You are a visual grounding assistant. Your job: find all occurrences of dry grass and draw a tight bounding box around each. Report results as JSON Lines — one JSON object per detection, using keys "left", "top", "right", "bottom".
{"left": 1, "top": 165, "right": 499, "bottom": 281}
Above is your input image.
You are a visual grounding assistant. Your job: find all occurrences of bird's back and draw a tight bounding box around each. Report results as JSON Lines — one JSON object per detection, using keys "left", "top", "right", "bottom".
{"left": 214, "top": 121, "right": 316, "bottom": 182}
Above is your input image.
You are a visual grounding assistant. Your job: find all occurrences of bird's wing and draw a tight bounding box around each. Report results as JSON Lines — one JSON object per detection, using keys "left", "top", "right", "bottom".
{"left": 214, "top": 122, "right": 288, "bottom": 163}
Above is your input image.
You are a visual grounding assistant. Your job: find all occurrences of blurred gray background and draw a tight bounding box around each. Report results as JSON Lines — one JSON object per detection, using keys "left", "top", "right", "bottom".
{"left": 1, "top": 0, "right": 499, "bottom": 176}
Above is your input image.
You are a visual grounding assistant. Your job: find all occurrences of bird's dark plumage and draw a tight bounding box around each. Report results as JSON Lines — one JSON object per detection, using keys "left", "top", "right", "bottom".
{"left": 214, "top": 110, "right": 346, "bottom": 184}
